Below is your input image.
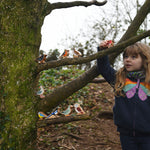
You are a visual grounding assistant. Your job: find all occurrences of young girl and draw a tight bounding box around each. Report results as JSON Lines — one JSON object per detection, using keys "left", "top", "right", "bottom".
{"left": 97, "top": 41, "right": 150, "bottom": 150}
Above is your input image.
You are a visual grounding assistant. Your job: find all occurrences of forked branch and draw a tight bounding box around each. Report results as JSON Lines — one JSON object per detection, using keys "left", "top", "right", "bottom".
{"left": 44, "top": 0, "right": 107, "bottom": 16}
{"left": 37, "top": 30, "right": 150, "bottom": 73}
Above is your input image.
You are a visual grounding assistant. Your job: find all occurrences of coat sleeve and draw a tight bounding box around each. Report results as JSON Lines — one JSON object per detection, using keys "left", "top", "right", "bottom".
{"left": 97, "top": 47, "right": 116, "bottom": 87}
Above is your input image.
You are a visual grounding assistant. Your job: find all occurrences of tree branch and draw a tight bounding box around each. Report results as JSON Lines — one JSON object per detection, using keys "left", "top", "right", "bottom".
{"left": 37, "top": 30, "right": 150, "bottom": 73}
{"left": 38, "top": 30, "right": 150, "bottom": 112}
{"left": 38, "top": 65, "right": 99, "bottom": 112}
{"left": 37, "top": 110, "right": 113, "bottom": 128}
{"left": 37, "top": 111, "right": 113, "bottom": 128}
{"left": 37, "top": 114, "right": 91, "bottom": 128}
{"left": 97, "top": 111, "right": 113, "bottom": 119}
{"left": 109, "top": 0, "right": 150, "bottom": 64}
{"left": 46, "top": 0, "right": 107, "bottom": 12}
{"left": 45, "top": 0, "right": 107, "bottom": 16}
{"left": 51, "top": 0, "right": 107, "bottom": 9}
{"left": 38, "top": 1, "right": 150, "bottom": 113}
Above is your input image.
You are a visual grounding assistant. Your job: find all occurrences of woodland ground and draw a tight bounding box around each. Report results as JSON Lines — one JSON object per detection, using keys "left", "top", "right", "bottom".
{"left": 37, "top": 82, "right": 122, "bottom": 150}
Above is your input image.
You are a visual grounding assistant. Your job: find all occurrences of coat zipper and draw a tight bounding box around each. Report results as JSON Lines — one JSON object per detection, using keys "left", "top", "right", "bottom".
{"left": 133, "top": 79, "right": 140, "bottom": 136}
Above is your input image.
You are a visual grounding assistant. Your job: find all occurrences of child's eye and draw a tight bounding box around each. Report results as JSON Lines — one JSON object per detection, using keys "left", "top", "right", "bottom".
{"left": 132, "top": 55, "right": 137, "bottom": 59}
{"left": 124, "top": 55, "right": 128, "bottom": 59}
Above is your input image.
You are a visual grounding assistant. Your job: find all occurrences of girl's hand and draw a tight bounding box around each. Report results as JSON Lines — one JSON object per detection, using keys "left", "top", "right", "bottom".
{"left": 99, "top": 40, "right": 114, "bottom": 49}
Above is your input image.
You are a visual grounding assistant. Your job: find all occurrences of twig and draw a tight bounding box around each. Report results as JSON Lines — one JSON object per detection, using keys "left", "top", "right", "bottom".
{"left": 37, "top": 111, "right": 114, "bottom": 128}
{"left": 97, "top": 111, "right": 113, "bottom": 119}
{"left": 62, "top": 132, "right": 83, "bottom": 140}
{"left": 79, "top": 142, "right": 107, "bottom": 146}
{"left": 37, "top": 115, "right": 91, "bottom": 128}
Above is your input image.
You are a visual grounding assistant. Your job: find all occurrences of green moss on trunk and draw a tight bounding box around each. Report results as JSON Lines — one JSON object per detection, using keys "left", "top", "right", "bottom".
{"left": 0, "top": 1, "right": 46, "bottom": 149}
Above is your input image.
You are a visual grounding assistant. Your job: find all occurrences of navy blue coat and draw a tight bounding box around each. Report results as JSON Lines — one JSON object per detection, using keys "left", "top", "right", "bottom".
{"left": 97, "top": 47, "right": 150, "bottom": 136}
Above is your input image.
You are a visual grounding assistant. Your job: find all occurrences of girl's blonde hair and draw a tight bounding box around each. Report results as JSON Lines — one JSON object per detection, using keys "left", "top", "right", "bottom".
{"left": 114, "top": 42, "right": 150, "bottom": 96}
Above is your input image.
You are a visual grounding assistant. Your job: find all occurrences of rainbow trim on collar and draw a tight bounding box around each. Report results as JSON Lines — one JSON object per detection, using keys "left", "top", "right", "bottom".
{"left": 123, "top": 78, "right": 150, "bottom": 101}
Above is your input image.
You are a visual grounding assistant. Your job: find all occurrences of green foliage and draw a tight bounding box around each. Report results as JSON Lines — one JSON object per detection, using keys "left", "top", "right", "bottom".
{"left": 39, "top": 68, "right": 84, "bottom": 91}
{"left": 39, "top": 68, "right": 89, "bottom": 105}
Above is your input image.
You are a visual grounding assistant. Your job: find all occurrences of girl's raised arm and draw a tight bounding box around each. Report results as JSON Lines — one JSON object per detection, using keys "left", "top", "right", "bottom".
{"left": 97, "top": 40, "right": 116, "bottom": 87}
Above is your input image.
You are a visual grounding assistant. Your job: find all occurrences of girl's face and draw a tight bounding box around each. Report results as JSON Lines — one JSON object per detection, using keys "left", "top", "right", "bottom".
{"left": 123, "top": 54, "right": 143, "bottom": 72}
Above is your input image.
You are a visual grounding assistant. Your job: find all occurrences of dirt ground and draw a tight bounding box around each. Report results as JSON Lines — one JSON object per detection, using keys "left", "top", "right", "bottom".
{"left": 37, "top": 82, "right": 122, "bottom": 150}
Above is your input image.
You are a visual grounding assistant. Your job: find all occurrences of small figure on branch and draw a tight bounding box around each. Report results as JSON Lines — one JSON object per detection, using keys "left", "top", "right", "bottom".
{"left": 61, "top": 105, "right": 74, "bottom": 116}
{"left": 36, "top": 54, "right": 47, "bottom": 64}
{"left": 46, "top": 108, "right": 59, "bottom": 119}
{"left": 37, "top": 86, "right": 45, "bottom": 99}
{"left": 59, "top": 49, "right": 70, "bottom": 59}
{"left": 99, "top": 40, "right": 114, "bottom": 49}
{"left": 74, "top": 103, "right": 85, "bottom": 115}
{"left": 73, "top": 49, "right": 82, "bottom": 58}
{"left": 38, "top": 112, "right": 48, "bottom": 120}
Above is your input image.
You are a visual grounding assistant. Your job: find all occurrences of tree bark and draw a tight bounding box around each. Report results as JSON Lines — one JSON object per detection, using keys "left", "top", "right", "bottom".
{"left": 44, "top": 0, "right": 107, "bottom": 16}
{"left": 0, "top": 0, "right": 108, "bottom": 149}
{"left": 37, "top": 115, "right": 91, "bottom": 128}
{"left": 97, "top": 111, "right": 113, "bottom": 119}
{"left": 37, "top": 111, "right": 113, "bottom": 128}
{"left": 0, "top": 1, "right": 45, "bottom": 149}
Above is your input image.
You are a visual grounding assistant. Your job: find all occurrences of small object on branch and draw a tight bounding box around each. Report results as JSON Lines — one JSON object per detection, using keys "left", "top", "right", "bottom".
{"left": 38, "top": 112, "right": 48, "bottom": 120}
{"left": 73, "top": 49, "right": 82, "bottom": 58}
{"left": 46, "top": 108, "right": 59, "bottom": 119}
{"left": 59, "top": 49, "right": 69, "bottom": 59}
{"left": 74, "top": 103, "right": 85, "bottom": 115}
{"left": 37, "top": 86, "right": 45, "bottom": 98}
{"left": 37, "top": 86, "right": 44, "bottom": 95}
{"left": 35, "top": 54, "right": 47, "bottom": 64}
{"left": 61, "top": 105, "right": 74, "bottom": 116}
{"left": 38, "top": 107, "right": 60, "bottom": 120}
{"left": 99, "top": 40, "right": 114, "bottom": 49}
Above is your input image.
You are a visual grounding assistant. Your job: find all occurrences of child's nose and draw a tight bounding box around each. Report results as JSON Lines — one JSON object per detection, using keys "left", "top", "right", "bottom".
{"left": 126, "top": 57, "right": 131, "bottom": 61}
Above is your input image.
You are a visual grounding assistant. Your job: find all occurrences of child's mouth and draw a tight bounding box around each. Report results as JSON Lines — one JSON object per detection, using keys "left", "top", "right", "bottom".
{"left": 125, "top": 64, "right": 132, "bottom": 68}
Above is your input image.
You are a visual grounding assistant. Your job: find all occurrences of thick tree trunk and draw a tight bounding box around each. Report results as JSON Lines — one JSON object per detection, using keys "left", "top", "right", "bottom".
{"left": 0, "top": 1, "right": 108, "bottom": 148}
{"left": 0, "top": 1, "right": 45, "bottom": 149}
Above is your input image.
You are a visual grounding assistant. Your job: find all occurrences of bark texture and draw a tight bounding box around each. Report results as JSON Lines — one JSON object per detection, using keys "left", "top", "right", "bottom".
{"left": 0, "top": 1, "right": 45, "bottom": 149}
{"left": 0, "top": 0, "right": 107, "bottom": 149}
